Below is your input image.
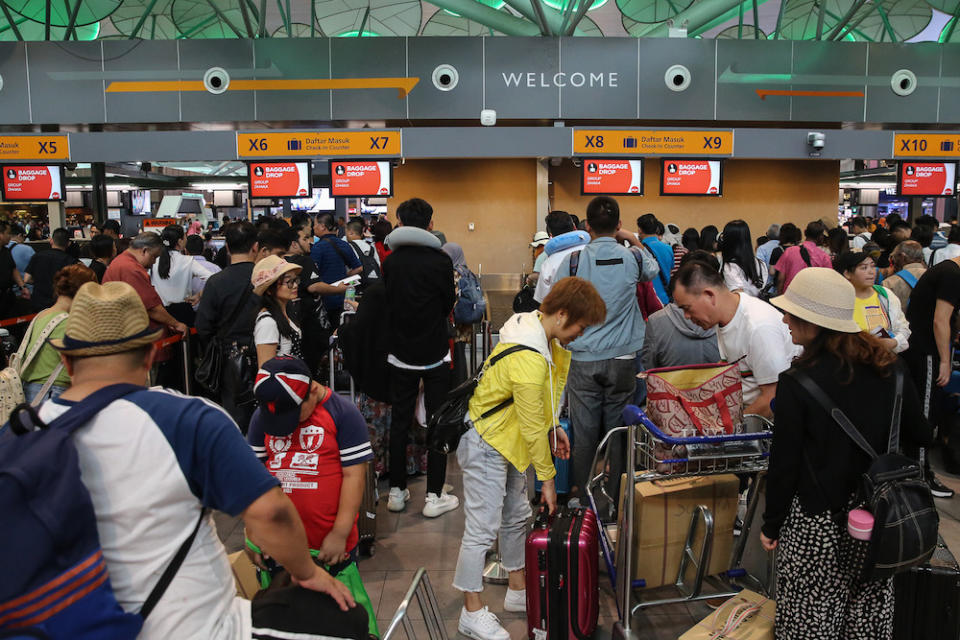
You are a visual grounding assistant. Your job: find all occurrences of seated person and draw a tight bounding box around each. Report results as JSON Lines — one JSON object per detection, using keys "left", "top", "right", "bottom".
{"left": 246, "top": 356, "right": 378, "bottom": 637}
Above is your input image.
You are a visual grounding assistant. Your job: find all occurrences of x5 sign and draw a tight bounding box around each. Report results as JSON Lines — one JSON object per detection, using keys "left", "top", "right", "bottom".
{"left": 573, "top": 130, "right": 733, "bottom": 156}
{"left": 0, "top": 136, "right": 70, "bottom": 161}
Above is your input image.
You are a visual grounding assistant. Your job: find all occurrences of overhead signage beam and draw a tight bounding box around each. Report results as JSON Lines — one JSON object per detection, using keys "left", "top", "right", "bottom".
{"left": 573, "top": 130, "right": 733, "bottom": 156}
{"left": 237, "top": 131, "right": 401, "bottom": 159}
{"left": 0, "top": 135, "right": 70, "bottom": 161}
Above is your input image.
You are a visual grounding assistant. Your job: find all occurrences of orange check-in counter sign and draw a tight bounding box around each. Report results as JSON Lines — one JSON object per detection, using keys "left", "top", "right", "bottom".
{"left": 0, "top": 135, "right": 70, "bottom": 161}
{"left": 238, "top": 131, "right": 401, "bottom": 158}
{"left": 573, "top": 130, "right": 733, "bottom": 156}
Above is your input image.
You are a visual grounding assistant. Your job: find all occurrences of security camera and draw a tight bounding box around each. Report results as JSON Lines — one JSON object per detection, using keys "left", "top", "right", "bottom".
{"left": 807, "top": 132, "right": 825, "bottom": 149}
{"left": 480, "top": 109, "right": 496, "bottom": 127}
{"left": 432, "top": 64, "right": 459, "bottom": 92}
{"left": 203, "top": 67, "right": 230, "bottom": 95}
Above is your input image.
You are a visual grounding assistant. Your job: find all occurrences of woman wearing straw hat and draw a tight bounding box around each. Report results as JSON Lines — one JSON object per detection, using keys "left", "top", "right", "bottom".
{"left": 252, "top": 255, "right": 303, "bottom": 367}
{"left": 761, "top": 267, "right": 932, "bottom": 639}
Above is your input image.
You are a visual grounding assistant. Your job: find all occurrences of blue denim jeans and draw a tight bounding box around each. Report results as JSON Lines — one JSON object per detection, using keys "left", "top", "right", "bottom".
{"left": 22, "top": 381, "right": 66, "bottom": 404}
{"left": 453, "top": 427, "right": 531, "bottom": 593}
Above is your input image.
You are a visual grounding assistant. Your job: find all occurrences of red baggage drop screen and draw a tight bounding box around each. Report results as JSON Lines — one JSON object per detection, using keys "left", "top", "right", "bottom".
{"left": 581, "top": 159, "right": 644, "bottom": 195}
{"left": 1, "top": 165, "right": 64, "bottom": 201}
{"left": 330, "top": 161, "right": 393, "bottom": 197}
{"left": 899, "top": 162, "right": 958, "bottom": 197}
{"left": 248, "top": 161, "right": 311, "bottom": 198}
{"left": 660, "top": 159, "right": 722, "bottom": 196}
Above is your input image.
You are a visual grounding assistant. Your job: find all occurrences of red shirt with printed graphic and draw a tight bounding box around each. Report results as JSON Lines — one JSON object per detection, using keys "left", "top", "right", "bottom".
{"left": 259, "top": 389, "right": 374, "bottom": 551}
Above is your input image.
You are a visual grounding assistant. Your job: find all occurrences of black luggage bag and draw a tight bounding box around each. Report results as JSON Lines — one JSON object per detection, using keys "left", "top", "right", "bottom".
{"left": 893, "top": 536, "right": 960, "bottom": 640}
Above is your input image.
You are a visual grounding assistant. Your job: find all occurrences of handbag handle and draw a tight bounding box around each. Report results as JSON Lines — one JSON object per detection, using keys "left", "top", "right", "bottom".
{"left": 677, "top": 395, "right": 706, "bottom": 433}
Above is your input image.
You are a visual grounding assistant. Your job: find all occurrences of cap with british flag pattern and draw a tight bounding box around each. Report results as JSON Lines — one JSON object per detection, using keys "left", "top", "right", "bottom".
{"left": 250, "top": 356, "right": 313, "bottom": 437}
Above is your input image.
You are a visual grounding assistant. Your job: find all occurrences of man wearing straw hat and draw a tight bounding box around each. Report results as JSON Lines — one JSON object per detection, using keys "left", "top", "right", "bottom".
{"left": 37, "top": 281, "right": 368, "bottom": 639}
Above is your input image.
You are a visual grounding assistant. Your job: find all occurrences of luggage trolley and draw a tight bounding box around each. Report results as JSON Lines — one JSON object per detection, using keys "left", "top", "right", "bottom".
{"left": 585, "top": 405, "right": 774, "bottom": 639}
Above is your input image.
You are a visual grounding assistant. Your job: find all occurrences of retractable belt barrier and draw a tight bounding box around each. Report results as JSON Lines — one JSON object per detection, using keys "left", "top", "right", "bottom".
{"left": 0, "top": 313, "right": 38, "bottom": 328}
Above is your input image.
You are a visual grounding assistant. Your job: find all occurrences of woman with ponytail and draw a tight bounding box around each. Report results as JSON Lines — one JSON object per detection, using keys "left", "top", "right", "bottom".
{"left": 150, "top": 224, "right": 212, "bottom": 326}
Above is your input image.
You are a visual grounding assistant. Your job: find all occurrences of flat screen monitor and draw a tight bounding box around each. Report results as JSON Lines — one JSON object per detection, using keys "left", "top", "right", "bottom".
{"left": 897, "top": 161, "right": 958, "bottom": 197}
{"left": 580, "top": 159, "right": 643, "bottom": 196}
{"left": 213, "top": 191, "right": 236, "bottom": 207}
{"left": 329, "top": 160, "right": 393, "bottom": 197}
{"left": 290, "top": 187, "right": 337, "bottom": 211}
{"left": 1, "top": 165, "right": 65, "bottom": 201}
{"left": 660, "top": 159, "right": 723, "bottom": 196}
{"left": 131, "top": 190, "right": 151, "bottom": 215}
{"left": 248, "top": 161, "right": 312, "bottom": 198}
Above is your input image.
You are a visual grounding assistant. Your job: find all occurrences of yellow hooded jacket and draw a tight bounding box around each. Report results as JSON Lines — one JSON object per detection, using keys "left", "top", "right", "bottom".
{"left": 467, "top": 311, "right": 572, "bottom": 481}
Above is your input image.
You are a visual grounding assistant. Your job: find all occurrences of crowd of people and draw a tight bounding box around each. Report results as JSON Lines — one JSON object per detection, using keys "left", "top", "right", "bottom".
{"left": 2, "top": 200, "right": 959, "bottom": 640}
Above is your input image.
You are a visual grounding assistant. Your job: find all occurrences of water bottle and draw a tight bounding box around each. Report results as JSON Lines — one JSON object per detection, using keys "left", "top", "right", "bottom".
{"left": 344, "top": 285, "right": 356, "bottom": 311}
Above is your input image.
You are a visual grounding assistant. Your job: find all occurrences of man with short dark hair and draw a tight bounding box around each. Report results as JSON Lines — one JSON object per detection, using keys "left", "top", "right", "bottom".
{"left": 0, "top": 220, "right": 30, "bottom": 318}
{"left": 196, "top": 221, "right": 262, "bottom": 431}
{"left": 672, "top": 261, "right": 797, "bottom": 418}
{"left": 311, "top": 213, "right": 361, "bottom": 327}
{"left": 7, "top": 223, "right": 33, "bottom": 284}
{"left": 344, "top": 218, "right": 381, "bottom": 289}
{"left": 382, "top": 198, "right": 459, "bottom": 517}
{"left": 103, "top": 232, "right": 187, "bottom": 337}
{"left": 100, "top": 219, "right": 121, "bottom": 239}
{"left": 257, "top": 229, "right": 289, "bottom": 261}
{"left": 559, "top": 197, "right": 659, "bottom": 503}
{"left": 637, "top": 213, "right": 673, "bottom": 304}
{"left": 24, "top": 227, "right": 76, "bottom": 311}
{"left": 89, "top": 233, "right": 117, "bottom": 283}
{"left": 848, "top": 216, "right": 872, "bottom": 250}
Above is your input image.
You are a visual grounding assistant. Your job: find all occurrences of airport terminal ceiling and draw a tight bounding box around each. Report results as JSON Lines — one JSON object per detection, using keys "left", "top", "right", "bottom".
{"left": 0, "top": 0, "right": 958, "bottom": 42}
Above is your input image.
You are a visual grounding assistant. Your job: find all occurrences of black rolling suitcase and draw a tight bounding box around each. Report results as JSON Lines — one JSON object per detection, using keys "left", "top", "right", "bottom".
{"left": 893, "top": 536, "right": 960, "bottom": 640}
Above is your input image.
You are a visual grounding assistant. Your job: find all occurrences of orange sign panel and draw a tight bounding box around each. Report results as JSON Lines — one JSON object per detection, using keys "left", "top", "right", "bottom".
{"left": 0, "top": 136, "right": 69, "bottom": 161}
{"left": 574, "top": 130, "right": 732, "bottom": 156}
{"left": 238, "top": 131, "right": 401, "bottom": 158}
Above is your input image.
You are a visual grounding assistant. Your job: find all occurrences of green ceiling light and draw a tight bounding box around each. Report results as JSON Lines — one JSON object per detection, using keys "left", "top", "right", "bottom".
{"left": 0, "top": 16, "right": 98, "bottom": 39}
{"left": 541, "top": 0, "right": 606, "bottom": 12}
{"left": 774, "top": 0, "right": 932, "bottom": 41}
{"left": 422, "top": 7, "right": 509, "bottom": 33}
{"left": 172, "top": 0, "right": 247, "bottom": 38}
{"left": 336, "top": 29, "right": 380, "bottom": 35}
{"left": 7, "top": 0, "right": 121, "bottom": 27}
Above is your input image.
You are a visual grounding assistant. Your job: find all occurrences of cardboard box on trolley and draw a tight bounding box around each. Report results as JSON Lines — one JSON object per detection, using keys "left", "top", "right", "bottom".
{"left": 679, "top": 589, "right": 775, "bottom": 640}
{"left": 619, "top": 473, "right": 740, "bottom": 589}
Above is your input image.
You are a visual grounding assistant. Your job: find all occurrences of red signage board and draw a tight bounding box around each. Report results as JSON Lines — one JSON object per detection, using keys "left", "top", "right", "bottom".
{"left": 660, "top": 159, "right": 723, "bottom": 196}
{"left": 248, "top": 161, "right": 311, "bottom": 198}
{"left": 898, "top": 162, "right": 957, "bottom": 197}
{"left": 1, "top": 165, "right": 64, "bottom": 201}
{"left": 329, "top": 160, "right": 393, "bottom": 197}
{"left": 581, "top": 159, "right": 643, "bottom": 196}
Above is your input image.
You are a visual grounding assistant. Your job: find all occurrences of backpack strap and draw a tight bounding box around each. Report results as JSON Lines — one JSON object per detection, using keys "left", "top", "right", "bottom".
{"left": 790, "top": 370, "right": 879, "bottom": 460}
{"left": 139, "top": 508, "right": 206, "bottom": 620}
{"left": 323, "top": 236, "right": 354, "bottom": 269}
{"left": 15, "top": 312, "right": 68, "bottom": 375}
{"left": 888, "top": 367, "right": 904, "bottom": 454}
{"left": 476, "top": 344, "right": 539, "bottom": 420}
{"left": 569, "top": 250, "right": 581, "bottom": 277}
{"left": 894, "top": 268, "right": 918, "bottom": 289}
{"left": 799, "top": 246, "right": 811, "bottom": 268}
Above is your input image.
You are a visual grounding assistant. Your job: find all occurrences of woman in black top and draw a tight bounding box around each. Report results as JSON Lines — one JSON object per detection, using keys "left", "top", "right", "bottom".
{"left": 763, "top": 267, "right": 931, "bottom": 640}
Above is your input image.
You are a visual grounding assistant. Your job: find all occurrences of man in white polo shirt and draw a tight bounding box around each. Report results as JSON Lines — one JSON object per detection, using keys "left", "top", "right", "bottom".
{"left": 673, "top": 261, "right": 799, "bottom": 417}
{"left": 38, "top": 281, "right": 367, "bottom": 639}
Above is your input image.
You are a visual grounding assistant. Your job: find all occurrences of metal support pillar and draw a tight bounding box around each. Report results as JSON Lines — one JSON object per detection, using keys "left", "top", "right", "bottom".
{"left": 90, "top": 162, "right": 108, "bottom": 226}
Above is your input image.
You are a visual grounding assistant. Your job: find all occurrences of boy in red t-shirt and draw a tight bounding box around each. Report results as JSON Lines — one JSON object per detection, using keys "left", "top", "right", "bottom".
{"left": 246, "top": 356, "right": 377, "bottom": 634}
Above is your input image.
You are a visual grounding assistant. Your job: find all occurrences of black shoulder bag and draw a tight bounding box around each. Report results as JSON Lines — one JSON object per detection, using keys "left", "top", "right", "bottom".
{"left": 427, "top": 344, "right": 537, "bottom": 454}
{"left": 196, "top": 285, "right": 254, "bottom": 393}
{"left": 792, "top": 368, "right": 939, "bottom": 580}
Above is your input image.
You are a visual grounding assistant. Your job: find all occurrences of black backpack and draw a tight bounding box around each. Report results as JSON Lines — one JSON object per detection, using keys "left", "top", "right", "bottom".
{"left": 793, "top": 368, "right": 939, "bottom": 580}
{"left": 347, "top": 240, "right": 382, "bottom": 290}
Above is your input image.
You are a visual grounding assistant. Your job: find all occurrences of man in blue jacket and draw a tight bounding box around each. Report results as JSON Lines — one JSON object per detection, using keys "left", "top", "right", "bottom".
{"left": 560, "top": 197, "right": 659, "bottom": 508}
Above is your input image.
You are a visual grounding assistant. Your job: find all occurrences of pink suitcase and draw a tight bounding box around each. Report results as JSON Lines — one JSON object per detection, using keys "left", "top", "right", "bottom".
{"left": 525, "top": 506, "right": 599, "bottom": 640}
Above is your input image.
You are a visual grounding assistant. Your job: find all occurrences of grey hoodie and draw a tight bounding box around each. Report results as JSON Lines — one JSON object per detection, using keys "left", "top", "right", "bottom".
{"left": 641, "top": 303, "right": 720, "bottom": 370}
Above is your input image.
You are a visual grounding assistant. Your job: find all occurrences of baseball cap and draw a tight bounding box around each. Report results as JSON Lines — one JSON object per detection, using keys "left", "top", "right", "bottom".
{"left": 250, "top": 356, "right": 313, "bottom": 437}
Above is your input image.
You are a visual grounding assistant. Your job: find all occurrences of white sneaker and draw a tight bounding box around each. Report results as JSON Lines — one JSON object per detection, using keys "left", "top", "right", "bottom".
{"left": 503, "top": 588, "right": 526, "bottom": 612}
{"left": 458, "top": 606, "right": 510, "bottom": 640}
{"left": 387, "top": 487, "right": 410, "bottom": 512}
{"left": 422, "top": 492, "right": 459, "bottom": 518}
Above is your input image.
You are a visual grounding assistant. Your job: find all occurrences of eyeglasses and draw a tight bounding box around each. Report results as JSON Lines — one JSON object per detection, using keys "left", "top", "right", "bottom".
{"left": 281, "top": 276, "right": 299, "bottom": 288}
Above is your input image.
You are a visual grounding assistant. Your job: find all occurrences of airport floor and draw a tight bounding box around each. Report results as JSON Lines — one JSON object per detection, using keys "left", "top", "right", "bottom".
{"left": 216, "top": 453, "right": 960, "bottom": 640}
